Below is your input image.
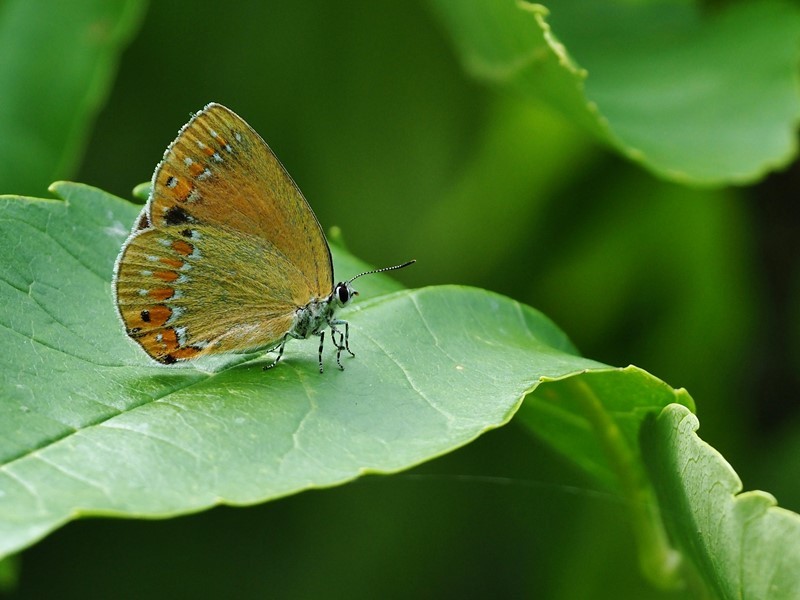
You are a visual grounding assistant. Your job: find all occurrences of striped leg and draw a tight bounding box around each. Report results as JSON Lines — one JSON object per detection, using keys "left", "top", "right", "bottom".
{"left": 331, "top": 319, "right": 354, "bottom": 358}
{"left": 316, "top": 331, "right": 326, "bottom": 373}
{"left": 263, "top": 333, "right": 291, "bottom": 370}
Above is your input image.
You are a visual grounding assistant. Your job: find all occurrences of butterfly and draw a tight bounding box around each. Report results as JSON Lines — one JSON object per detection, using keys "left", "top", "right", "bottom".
{"left": 113, "top": 102, "right": 414, "bottom": 372}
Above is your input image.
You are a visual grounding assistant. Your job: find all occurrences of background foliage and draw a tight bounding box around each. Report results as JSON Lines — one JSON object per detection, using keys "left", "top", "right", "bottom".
{"left": 1, "top": 0, "right": 799, "bottom": 597}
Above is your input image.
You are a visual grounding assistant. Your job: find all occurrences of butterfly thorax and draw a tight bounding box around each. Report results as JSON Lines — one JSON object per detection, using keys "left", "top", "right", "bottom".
{"left": 291, "top": 296, "right": 334, "bottom": 339}
{"left": 289, "top": 281, "right": 356, "bottom": 340}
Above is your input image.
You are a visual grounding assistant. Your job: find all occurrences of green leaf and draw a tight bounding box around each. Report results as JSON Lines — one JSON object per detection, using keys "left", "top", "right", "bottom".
{"left": 0, "top": 555, "right": 19, "bottom": 593}
{"left": 520, "top": 369, "right": 694, "bottom": 494}
{"left": 1, "top": 182, "right": 610, "bottom": 558}
{"left": 429, "top": 0, "right": 800, "bottom": 186}
{"left": 642, "top": 404, "right": 800, "bottom": 598}
{"left": 0, "top": 0, "right": 146, "bottom": 195}
{"left": 519, "top": 370, "right": 692, "bottom": 589}
{"left": 3, "top": 183, "right": 796, "bottom": 597}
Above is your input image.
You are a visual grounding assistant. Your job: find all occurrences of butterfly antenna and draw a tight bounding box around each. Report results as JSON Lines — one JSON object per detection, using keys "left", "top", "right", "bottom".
{"left": 347, "top": 260, "right": 416, "bottom": 284}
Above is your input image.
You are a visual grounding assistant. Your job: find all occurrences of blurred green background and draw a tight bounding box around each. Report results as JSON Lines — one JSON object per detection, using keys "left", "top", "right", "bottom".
{"left": 2, "top": 0, "right": 799, "bottom": 598}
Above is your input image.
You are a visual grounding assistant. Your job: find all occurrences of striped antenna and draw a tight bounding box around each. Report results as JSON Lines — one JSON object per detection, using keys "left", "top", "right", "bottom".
{"left": 347, "top": 260, "right": 416, "bottom": 284}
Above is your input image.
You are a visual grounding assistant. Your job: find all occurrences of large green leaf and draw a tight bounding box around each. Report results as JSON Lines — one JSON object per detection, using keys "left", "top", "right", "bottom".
{"left": 1, "top": 182, "right": 602, "bottom": 558}
{"left": 429, "top": 0, "right": 800, "bottom": 185}
{"left": 0, "top": 0, "right": 146, "bottom": 195}
{"left": 0, "top": 183, "right": 632, "bottom": 557}
{"left": 2, "top": 183, "right": 798, "bottom": 598}
{"left": 642, "top": 404, "right": 800, "bottom": 599}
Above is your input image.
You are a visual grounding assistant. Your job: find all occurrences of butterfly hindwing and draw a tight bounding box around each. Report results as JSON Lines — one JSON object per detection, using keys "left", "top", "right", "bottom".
{"left": 115, "top": 222, "right": 306, "bottom": 362}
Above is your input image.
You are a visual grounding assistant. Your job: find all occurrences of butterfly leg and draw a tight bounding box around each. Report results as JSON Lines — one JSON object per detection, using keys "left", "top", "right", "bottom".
{"left": 327, "top": 323, "right": 349, "bottom": 371}
{"left": 263, "top": 334, "right": 290, "bottom": 370}
{"left": 327, "top": 329, "right": 343, "bottom": 370}
{"left": 316, "top": 331, "right": 327, "bottom": 373}
{"left": 264, "top": 332, "right": 303, "bottom": 370}
{"left": 321, "top": 329, "right": 345, "bottom": 371}
{"left": 328, "top": 326, "right": 344, "bottom": 353}
{"left": 330, "top": 319, "right": 355, "bottom": 358}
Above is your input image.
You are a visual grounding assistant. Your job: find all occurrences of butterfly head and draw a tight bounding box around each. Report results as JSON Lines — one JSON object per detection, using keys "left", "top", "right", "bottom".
{"left": 333, "top": 281, "right": 358, "bottom": 307}
{"left": 333, "top": 260, "right": 416, "bottom": 308}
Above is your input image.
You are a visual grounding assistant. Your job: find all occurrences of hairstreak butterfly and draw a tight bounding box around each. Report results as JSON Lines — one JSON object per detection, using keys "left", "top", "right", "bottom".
{"left": 113, "top": 103, "right": 414, "bottom": 372}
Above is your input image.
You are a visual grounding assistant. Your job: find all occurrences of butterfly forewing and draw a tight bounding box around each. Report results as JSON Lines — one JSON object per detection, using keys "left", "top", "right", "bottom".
{"left": 114, "top": 103, "right": 332, "bottom": 363}
{"left": 150, "top": 104, "right": 332, "bottom": 297}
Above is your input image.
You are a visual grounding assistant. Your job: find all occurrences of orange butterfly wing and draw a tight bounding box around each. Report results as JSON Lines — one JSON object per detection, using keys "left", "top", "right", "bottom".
{"left": 114, "top": 103, "right": 333, "bottom": 363}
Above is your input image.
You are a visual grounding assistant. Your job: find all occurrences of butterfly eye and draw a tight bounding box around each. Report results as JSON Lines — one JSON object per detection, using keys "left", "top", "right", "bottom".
{"left": 336, "top": 284, "right": 350, "bottom": 304}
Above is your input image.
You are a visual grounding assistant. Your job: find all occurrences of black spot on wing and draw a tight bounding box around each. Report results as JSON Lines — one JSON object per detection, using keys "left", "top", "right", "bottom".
{"left": 164, "top": 205, "right": 193, "bottom": 225}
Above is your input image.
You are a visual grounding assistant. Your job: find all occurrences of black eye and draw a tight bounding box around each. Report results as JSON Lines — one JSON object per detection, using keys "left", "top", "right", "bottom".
{"left": 337, "top": 285, "right": 349, "bottom": 303}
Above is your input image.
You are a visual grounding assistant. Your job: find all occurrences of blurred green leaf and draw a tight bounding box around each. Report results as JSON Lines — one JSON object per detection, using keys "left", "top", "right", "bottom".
{"left": 0, "top": 0, "right": 146, "bottom": 195}
{"left": 409, "top": 96, "right": 598, "bottom": 283}
{"left": 430, "top": 0, "right": 800, "bottom": 185}
{"left": 0, "top": 555, "right": 19, "bottom": 593}
{"left": 131, "top": 181, "right": 150, "bottom": 201}
{"left": 531, "top": 171, "right": 755, "bottom": 451}
{"left": 642, "top": 404, "right": 800, "bottom": 599}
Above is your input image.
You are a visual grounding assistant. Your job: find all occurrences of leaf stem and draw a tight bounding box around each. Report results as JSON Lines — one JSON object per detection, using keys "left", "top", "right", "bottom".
{"left": 565, "top": 377, "right": 683, "bottom": 590}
